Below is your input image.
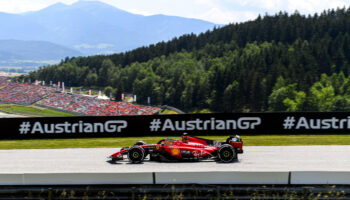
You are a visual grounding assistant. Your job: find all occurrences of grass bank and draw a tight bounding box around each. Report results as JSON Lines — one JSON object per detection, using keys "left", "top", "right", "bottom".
{"left": 0, "top": 104, "right": 77, "bottom": 117}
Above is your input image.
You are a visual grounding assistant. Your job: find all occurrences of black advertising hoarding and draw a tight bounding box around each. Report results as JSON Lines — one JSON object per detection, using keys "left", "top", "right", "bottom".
{"left": 1, "top": 112, "right": 350, "bottom": 139}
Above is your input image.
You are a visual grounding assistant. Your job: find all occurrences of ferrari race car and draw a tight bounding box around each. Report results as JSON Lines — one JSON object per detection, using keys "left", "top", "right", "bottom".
{"left": 108, "top": 135, "right": 243, "bottom": 163}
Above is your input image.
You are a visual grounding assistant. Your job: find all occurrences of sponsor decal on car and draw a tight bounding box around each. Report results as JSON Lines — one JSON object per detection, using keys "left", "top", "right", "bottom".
{"left": 192, "top": 150, "right": 206, "bottom": 157}
{"left": 171, "top": 148, "right": 180, "bottom": 156}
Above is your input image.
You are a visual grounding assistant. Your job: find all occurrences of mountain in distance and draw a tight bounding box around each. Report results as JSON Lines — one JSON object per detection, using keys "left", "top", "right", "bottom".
{"left": 0, "top": 0, "right": 217, "bottom": 57}
{"left": 0, "top": 40, "right": 82, "bottom": 72}
{"left": 0, "top": 40, "right": 82, "bottom": 61}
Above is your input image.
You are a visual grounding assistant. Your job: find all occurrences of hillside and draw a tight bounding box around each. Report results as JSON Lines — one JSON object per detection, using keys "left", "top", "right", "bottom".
{"left": 0, "top": 40, "right": 82, "bottom": 61}
{"left": 26, "top": 8, "right": 350, "bottom": 112}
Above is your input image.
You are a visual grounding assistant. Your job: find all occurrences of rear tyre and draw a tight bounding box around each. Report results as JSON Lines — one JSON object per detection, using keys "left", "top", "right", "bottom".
{"left": 218, "top": 144, "right": 236, "bottom": 163}
{"left": 127, "top": 145, "right": 145, "bottom": 163}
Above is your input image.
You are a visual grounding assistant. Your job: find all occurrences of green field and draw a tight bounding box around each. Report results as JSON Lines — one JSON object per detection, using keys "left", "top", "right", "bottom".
{"left": 0, "top": 135, "right": 349, "bottom": 149}
{"left": 0, "top": 104, "right": 77, "bottom": 117}
{"left": 161, "top": 109, "right": 178, "bottom": 114}
{"left": 0, "top": 102, "right": 169, "bottom": 117}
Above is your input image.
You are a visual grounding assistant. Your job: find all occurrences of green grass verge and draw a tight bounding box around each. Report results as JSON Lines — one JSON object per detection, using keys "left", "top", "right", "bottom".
{"left": 0, "top": 104, "right": 77, "bottom": 117}
{"left": 0, "top": 135, "right": 349, "bottom": 149}
{"left": 191, "top": 109, "right": 212, "bottom": 113}
{"left": 161, "top": 109, "right": 178, "bottom": 114}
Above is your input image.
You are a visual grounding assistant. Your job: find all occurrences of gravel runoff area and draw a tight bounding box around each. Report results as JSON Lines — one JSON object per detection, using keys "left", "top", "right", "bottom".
{"left": 0, "top": 146, "right": 349, "bottom": 173}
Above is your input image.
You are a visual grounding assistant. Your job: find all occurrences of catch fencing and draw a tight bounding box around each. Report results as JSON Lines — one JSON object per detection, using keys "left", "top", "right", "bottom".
{"left": 0, "top": 184, "right": 349, "bottom": 199}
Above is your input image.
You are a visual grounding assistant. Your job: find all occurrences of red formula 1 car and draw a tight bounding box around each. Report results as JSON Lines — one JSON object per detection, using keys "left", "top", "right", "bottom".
{"left": 108, "top": 135, "right": 243, "bottom": 163}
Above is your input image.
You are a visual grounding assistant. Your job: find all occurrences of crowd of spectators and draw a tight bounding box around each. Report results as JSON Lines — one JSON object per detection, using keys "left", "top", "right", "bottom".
{"left": 0, "top": 77, "right": 55, "bottom": 105}
{"left": 37, "top": 93, "right": 161, "bottom": 116}
{"left": 0, "top": 77, "right": 161, "bottom": 116}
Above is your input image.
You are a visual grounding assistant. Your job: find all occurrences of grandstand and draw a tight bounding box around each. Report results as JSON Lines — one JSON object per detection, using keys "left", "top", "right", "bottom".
{"left": 0, "top": 77, "right": 55, "bottom": 105}
{"left": 37, "top": 93, "right": 161, "bottom": 116}
{"left": 0, "top": 77, "right": 161, "bottom": 116}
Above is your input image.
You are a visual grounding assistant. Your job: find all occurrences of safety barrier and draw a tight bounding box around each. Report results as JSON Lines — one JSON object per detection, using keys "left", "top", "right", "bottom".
{"left": 291, "top": 171, "right": 350, "bottom": 185}
{"left": 155, "top": 172, "right": 289, "bottom": 184}
{"left": 0, "top": 173, "right": 153, "bottom": 185}
{"left": 1, "top": 171, "right": 350, "bottom": 186}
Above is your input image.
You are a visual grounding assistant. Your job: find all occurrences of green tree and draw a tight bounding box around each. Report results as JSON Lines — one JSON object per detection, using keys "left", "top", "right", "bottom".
{"left": 85, "top": 72, "right": 98, "bottom": 86}
{"left": 268, "top": 83, "right": 303, "bottom": 111}
{"left": 309, "top": 82, "right": 335, "bottom": 111}
{"left": 331, "top": 96, "right": 350, "bottom": 111}
{"left": 283, "top": 91, "right": 306, "bottom": 111}
{"left": 104, "top": 86, "right": 115, "bottom": 98}
{"left": 98, "top": 59, "right": 115, "bottom": 87}
{"left": 223, "top": 81, "right": 239, "bottom": 112}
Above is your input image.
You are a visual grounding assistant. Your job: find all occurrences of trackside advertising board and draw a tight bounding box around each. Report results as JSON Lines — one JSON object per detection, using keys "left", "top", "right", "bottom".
{"left": 1, "top": 112, "right": 350, "bottom": 139}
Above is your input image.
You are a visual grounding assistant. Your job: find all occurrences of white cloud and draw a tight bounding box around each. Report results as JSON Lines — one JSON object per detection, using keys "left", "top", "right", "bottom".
{"left": 235, "top": 0, "right": 349, "bottom": 14}
{"left": 287, "top": 0, "right": 349, "bottom": 14}
{"left": 0, "top": 1, "right": 43, "bottom": 13}
{"left": 196, "top": 7, "right": 257, "bottom": 24}
{"left": 124, "top": 9, "right": 153, "bottom": 16}
{"left": 0, "top": 0, "right": 349, "bottom": 24}
{"left": 0, "top": 0, "right": 77, "bottom": 13}
{"left": 193, "top": 0, "right": 217, "bottom": 7}
{"left": 237, "top": 0, "right": 284, "bottom": 10}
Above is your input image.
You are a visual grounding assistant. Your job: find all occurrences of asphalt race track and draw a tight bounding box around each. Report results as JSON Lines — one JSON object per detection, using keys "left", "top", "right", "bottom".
{"left": 0, "top": 145, "right": 349, "bottom": 173}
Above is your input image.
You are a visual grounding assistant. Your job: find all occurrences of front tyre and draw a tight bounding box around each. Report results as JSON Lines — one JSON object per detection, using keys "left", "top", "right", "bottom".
{"left": 218, "top": 144, "right": 236, "bottom": 163}
{"left": 127, "top": 145, "right": 145, "bottom": 163}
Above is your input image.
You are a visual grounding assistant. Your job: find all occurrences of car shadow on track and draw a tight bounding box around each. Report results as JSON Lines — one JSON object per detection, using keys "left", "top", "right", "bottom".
{"left": 216, "top": 159, "right": 240, "bottom": 164}
{"left": 106, "top": 160, "right": 122, "bottom": 165}
{"left": 106, "top": 158, "right": 240, "bottom": 165}
{"left": 106, "top": 160, "right": 145, "bottom": 165}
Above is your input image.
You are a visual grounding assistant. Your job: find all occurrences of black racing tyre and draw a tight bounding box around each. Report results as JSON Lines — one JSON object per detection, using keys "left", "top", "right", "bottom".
{"left": 218, "top": 144, "right": 236, "bottom": 163}
{"left": 127, "top": 145, "right": 145, "bottom": 163}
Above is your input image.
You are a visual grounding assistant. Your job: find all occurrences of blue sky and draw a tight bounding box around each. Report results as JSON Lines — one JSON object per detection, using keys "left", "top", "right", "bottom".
{"left": 0, "top": 0, "right": 349, "bottom": 24}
